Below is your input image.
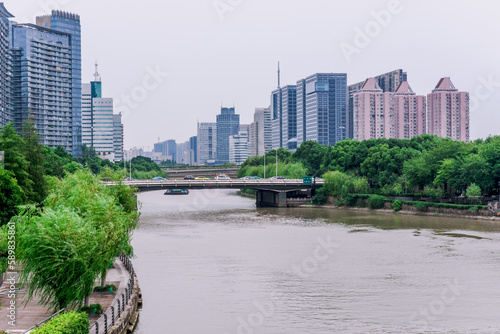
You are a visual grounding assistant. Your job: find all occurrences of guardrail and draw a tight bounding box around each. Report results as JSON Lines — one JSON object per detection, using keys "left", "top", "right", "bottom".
{"left": 24, "top": 308, "right": 67, "bottom": 333}
{"left": 89, "top": 254, "right": 135, "bottom": 334}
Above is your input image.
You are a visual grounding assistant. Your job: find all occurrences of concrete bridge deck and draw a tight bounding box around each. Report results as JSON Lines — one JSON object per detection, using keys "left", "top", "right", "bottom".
{"left": 114, "top": 179, "right": 323, "bottom": 192}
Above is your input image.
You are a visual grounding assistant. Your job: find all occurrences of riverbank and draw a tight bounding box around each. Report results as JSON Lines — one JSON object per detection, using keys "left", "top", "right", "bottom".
{"left": 302, "top": 203, "right": 500, "bottom": 222}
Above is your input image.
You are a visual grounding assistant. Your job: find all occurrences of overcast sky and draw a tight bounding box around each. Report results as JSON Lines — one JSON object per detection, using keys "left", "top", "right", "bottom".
{"left": 4, "top": 0, "right": 500, "bottom": 150}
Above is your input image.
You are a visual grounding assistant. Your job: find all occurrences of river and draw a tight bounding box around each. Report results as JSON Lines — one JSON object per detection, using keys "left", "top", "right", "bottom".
{"left": 132, "top": 189, "right": 500, "bottom": 334}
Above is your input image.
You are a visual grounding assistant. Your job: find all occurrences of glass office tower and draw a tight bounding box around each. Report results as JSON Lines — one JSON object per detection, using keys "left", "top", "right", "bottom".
{"left": 297, "top": 73, "right": 347, "bottom": 147}
{"left": 216, "top": 107, "right": 240, "bottom": 164}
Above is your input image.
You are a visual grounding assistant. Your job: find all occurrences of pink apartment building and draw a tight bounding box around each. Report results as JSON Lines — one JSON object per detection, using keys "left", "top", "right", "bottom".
{"left": 392, "top": 81, "right": 426, "bottom": 139}
{"left": 353, "top": 78, "right": 426, "bottom": 140}
{"left": 427, "top": 77, "right": 470, "bottom": 142}
{"left": 353, "top": 78, "right": 392, "bottom": 140}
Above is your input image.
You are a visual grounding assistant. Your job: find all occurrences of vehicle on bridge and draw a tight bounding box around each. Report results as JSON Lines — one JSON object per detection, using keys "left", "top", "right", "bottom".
{"left": 195, "top": 177, "right": 210, "bottom": 180}
{"left": 241, "top": 176, "right": 261, "bottom": 180}
{"left": 164, "top": 189, "right": 189, "bottom": 195}
{"left": 184, "top": 175, "right": 195, "bottom": 180}
{"left": 152, "top": 177, "right": 167, "bottom": 181}
{"left": 270, "top": 176, "right": 287, "bottom": 180}
{"left": 215, "top": 174, "right": 231, "bottom": 180}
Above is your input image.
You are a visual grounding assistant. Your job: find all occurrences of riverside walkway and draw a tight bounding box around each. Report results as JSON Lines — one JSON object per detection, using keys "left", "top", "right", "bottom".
{"left": 0, "top": 258, "right": 131, "bottom": 333}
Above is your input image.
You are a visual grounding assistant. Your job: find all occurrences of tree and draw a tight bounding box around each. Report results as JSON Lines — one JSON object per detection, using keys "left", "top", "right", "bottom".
{"left": 0, "top": 123, "right": 32, "bottom": 200}
{"left": 0, "top": 168, "right": 23, "bottom": 226}
{"left": 17, "top": 170, "right": 139, "bottom": 309}
{"left": 22, "top": 116, "right": 48, "bottom": 203}
{"left": 17, "top": 206, "right": 104, "bottom": 310}
{"left": 466, "top": 183, "right": 482, "bottom": 204}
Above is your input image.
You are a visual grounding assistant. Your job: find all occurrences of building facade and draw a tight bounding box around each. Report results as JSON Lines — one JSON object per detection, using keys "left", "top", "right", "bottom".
{"left": 297, "top": 73, "right": 347, "bottom": 147}
{"left": 392, "top": 82, "right": 426, "bottom": 139}
{"left": 36, "top": 11, "right": 82, "bottom": 156}
{"left": 348, "top": 69, "right": 407, "bottom": 139}
{"left": 427, "top": 77, "right": 470, "bottom": 142}
{"left": 353, "top": 78, "right": 427, "bottom": 141}
{"left": 249, "top": 107, "right": 272, "bottom": 157}
{"left": 216, "top": 107, "right": 240, "bottom": 163}
{"left": 189, "top": 136, "right": 197, "bottom": 165}
{"left": 197, "top": 122, "right": 217, "bottom": 165}
{"left": 11, "top": 23, "right": 74, "bottom": 152}
{"left": 153, "top": 139, "right": 177, "bottom": 163}
{"left": 113, "top": 113, "right": 124, "bottom": 162}
{"left": 353, "top": 78, "right": 392, "bottom": 140}
{"left": 81, "top": 81, "right": 114, "bottom": 160}
{"left": 271, "top": 89, "right": 281, "bottom": 149}
{"left": 229, "top": 131, "right": 249, "bottom": 165}
{"left": 0, "top": 4, "right": 12, "bottom": 129}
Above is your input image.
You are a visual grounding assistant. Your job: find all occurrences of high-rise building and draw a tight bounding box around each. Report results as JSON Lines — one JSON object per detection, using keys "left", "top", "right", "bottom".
{"left": 189, "top": 136, "right": 197, "bottom": 165}
{"left": 82, "top": 79, "right": 114, "bottom": 160}
{"left": 271, "top": 86, "right": 297, "bottom": 150}
{"left": 353, "top": 78, "right": 426, "bottom": 141}
{"left": 0, "top": 4, "right": 13, "bottom": 129}
{"left": 353, "top": 78, "right": 392, "bottom": 141}
{"left": 249, "top": 107, "right": 272, "bottom": 157}
{"left": 197, "top": 122, "right": 217, "bottom": 165}
{"left": 427, "top": 77, "right": 470, "bottom": 142}
{"left": 11, "top": 23, "right": 74, "bottom": 152}
{"left": 216, "top": 107, "right": 240, "bottom": 163}
{"left": 36, "top": 11, "right": 82, "bottom": 156}
{"left": 392, "top": 82, "right": 426, "bottom": 139}
{"left": 348, "top": 69, "right": 407, "bottom": 139}
{"left": 153, "top": 139, "right": 177, "bottom": 162}
{"left": 271, "top": 89, "right": 282, "bottom": 149}
{"left": 229, "top": 130, "right": 249, "bottom": 165}
{"left": 296, "top": 73, "right": 347, "bottom": 146}
{"left": 113, "top": 113, "right": 124, "bottom": 162}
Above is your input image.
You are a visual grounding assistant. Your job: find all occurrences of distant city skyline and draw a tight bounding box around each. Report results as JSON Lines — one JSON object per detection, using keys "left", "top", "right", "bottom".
{"left": 3, "top": 0, "right": 500, "bottom": 149}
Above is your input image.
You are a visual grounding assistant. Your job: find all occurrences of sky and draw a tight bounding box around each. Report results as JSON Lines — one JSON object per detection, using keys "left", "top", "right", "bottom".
{"left": 3, "top": 0, "right": 500, "bottom": 150}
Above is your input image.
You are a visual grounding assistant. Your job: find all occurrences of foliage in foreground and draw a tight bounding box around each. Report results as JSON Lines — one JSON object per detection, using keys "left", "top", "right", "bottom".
{"left": 31, "top": 311, "right": 89, "bottom": 334}
{"left": 16, "top": 170, "right": 139, "bottom": 310}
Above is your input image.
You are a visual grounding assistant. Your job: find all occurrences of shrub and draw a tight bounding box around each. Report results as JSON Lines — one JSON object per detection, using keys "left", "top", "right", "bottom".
{"left": 344, "top": 193, "right": 357, "bottom": 207}
{"left": 422, "top": 187, "right": 445, "bottom": 201}
{"left": 31, "top": 311, "right": 89, "bottom": 334}
{"left": 94, "top": 284, "right": 116, "bottom": 293}
{"left": 79, "top": 303, "right": 104, "bottom": 315}
{"left": 368, "top": 195, "right": 386, "bottom": 209}
{"left": 393, "top": 200, "right": 402, "bottom": 212}
{"left": 414, "top": 202, "right": 429, "bottom": 212}
{"left": 312, "top": 188, "right": 328, "bottom": 205}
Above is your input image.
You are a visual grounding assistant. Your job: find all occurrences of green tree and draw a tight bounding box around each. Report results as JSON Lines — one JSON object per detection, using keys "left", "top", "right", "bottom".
{"left": 17, "top": 170, "right": 139, "bottom": 309}
{"left": 0, "top": 168, "right": 23, "bottom": 226}
{"left": 22, "top": 116, "right": 48, "bottom": 203}
{"left": 0, "top": 123, "right": 32, "bottom": 200}
{"left": 466, "top": 183, "right": 482, "bottom": 204}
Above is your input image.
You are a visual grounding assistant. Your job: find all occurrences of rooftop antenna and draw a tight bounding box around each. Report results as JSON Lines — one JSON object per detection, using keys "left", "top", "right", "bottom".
{"left": 277, "top": 61, "right": 281, "bottom": 88}
{"left": 94, "top": 61, "right": 101, "bottom": 82}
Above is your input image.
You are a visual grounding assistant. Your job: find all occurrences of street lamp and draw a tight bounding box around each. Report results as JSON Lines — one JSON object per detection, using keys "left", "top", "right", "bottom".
{"left": 263, "top": 153, "right": 266, "bottom": 179}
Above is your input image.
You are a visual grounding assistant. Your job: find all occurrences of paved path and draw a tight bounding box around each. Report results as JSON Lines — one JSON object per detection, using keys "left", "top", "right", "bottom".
{"left": 0, "top": 258, "right": 131, "bottom": 332}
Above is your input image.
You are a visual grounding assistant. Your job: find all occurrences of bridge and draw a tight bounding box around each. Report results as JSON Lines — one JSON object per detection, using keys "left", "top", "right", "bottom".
{"left": 162, "top": 168, "right": 239, "bottom": 179}
{"left": 111, "top": 179, "right": 324, "bottom": 207}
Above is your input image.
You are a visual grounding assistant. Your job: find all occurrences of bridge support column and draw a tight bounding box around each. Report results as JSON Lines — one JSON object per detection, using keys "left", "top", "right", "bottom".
{"left": 256, "top": 190, "right": 287, "bottom": 207}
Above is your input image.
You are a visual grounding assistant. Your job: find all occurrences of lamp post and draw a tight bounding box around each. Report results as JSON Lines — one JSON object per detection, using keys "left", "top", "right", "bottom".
{"left": 263, "top": 153, "right": 266, "bottom": 179}
{"left": 275, "top": 149, "right": 278, "bottom": 177}
{"left": 0, "top": 151, "right": 4, "bottom": 168}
